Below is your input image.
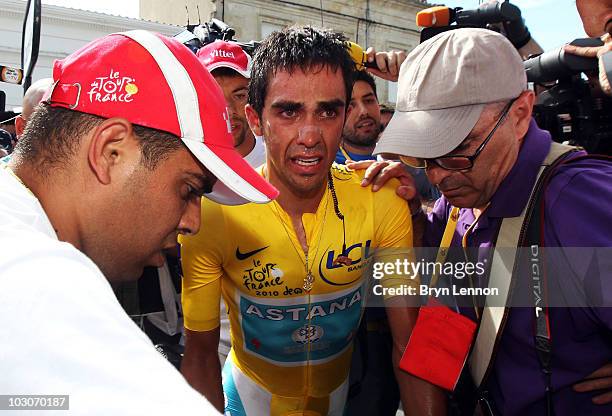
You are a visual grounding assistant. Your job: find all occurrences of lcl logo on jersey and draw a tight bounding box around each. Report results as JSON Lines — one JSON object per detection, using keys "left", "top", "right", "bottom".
{"left": 318, "top": 240, "right": 372, "bottom": 286}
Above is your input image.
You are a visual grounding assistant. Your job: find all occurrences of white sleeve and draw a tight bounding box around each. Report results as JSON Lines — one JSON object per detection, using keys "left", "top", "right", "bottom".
{"left": 0, "top": 246, "right": 219, "bottom": 416}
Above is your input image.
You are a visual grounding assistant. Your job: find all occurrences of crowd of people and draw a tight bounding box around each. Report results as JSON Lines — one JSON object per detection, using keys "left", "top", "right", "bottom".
{"left": 1, "top": 0, "right": 611, "bottom": 415}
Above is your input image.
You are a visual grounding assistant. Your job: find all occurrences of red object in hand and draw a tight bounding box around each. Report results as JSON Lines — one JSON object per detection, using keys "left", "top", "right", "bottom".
{"left": 399, "top": 300, "right": 477, "bottom": 391}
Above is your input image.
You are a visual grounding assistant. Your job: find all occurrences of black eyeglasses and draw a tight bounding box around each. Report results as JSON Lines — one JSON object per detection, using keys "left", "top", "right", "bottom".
{"left": 400, "top": 98, "right": 517, "bottom": 171}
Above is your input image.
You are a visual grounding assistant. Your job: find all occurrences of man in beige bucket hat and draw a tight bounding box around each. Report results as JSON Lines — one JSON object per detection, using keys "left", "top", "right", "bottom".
{"left": 373, "top": 28, "right": 612, "bottom": 415}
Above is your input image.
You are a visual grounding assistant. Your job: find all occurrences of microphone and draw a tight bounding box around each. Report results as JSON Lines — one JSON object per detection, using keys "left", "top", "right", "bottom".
{"left": 346, "top": 41, "right": 377, "bottom": 70}
{"left": 416, "top": 6, "right": 455, "bottom": 28}
{"left": 416, "top": 2, "right": 534, "bottom": 53}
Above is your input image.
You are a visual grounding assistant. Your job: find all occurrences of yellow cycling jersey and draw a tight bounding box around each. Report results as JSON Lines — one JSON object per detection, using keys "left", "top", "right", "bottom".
{"left": 180, "top": 164, "right": 415, "bottom": 407}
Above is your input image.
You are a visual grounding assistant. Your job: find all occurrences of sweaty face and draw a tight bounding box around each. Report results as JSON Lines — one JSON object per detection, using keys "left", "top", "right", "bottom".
{"left": 343, "top": 80, "right": 381, "bottom": 147}
{"left": 212, "top": 72, "right": 251, "bottom": 151}
{"left": 251, "top": 66, "right": 346, "bottom": 199}
{"left": 576, "top": 0, "right": 612, "bottom": 37}
{"left": 425, "top": 104, "right": 520, "bottom": 209}
{"left": 91, "top": 146, "right": 216, "bottom": 282}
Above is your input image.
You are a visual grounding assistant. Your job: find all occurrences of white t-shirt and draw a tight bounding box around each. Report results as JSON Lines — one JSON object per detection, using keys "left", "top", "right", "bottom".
{"left": 0, "top": 166, "right": 219, "bottom": 415}
{"left": 218, "top": 135, "right": 266, "bottom": 357}
{"left": 244, "top": 135, "right": 266, "bottom": 168}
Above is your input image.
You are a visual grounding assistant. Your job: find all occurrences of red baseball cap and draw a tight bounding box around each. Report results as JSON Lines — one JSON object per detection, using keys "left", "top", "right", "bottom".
{"left": 196, "top": 40, "right": 252, "bottom": 79}
{"left": 46, "top": 30, "right": 276, "bottom": 205}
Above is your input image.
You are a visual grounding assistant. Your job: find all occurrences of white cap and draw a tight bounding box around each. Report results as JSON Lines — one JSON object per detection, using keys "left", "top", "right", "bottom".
{"left": 375, "top": 28, "right": 527, "bottom": 158}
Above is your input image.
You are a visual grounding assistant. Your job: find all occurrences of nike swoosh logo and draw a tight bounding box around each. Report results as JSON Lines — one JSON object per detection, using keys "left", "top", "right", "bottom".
{"left": 236, "top": 246, "right": 269, "bottom": 260}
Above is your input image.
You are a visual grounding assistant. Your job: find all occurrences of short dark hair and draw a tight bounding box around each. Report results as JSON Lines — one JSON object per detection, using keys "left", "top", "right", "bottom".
{"left": 211, "top": 67, "right": 245, "bottom": 79}
{"left": 248, "top": 25, "right": 355, "bottom": 116}
{"left": 353, "top": 70, "right": 377, "bottom": 100}
{"left": 14, "top": 103, "right": 183, "bottom": 173}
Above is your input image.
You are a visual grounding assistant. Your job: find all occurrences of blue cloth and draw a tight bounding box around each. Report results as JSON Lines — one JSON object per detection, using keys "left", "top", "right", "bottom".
{"left": 222, "top": 359, "right": 248, "bottom": 416}
{"left": 335, "top": 147, "right": 376, "bottom": 164}
{"left": 425, "top": 120, "right": 612, "bottom": 415}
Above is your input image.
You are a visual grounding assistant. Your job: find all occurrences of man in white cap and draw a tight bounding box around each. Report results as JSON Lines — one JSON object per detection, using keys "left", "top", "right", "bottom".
{"left": 0, "top": 30, "right": 277, "bottom": 415}
{"left": 375, "top": 28, "right": 612, "bottom": 415}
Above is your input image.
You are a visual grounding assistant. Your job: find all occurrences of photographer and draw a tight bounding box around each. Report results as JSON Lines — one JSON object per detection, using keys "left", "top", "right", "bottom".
{"left": 362, "top": 27, "right": 612, "bottom": 415}
{"left": 565, "top": 0, "right": 612, "bottom": 96}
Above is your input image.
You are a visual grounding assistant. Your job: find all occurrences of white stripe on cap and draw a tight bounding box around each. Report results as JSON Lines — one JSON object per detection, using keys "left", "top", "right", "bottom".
{"left": 119, "top": 30, "right": 267, "bottom": 203}
{"left": 182, "top": 138, "right": 269, "bottom": 204}
{"left": 119, "top": 30, "right": 203, "bottom": 140}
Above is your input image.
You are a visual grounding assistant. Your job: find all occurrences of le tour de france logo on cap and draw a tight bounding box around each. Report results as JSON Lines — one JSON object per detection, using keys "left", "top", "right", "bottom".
{"left": 87, "top": 69, "right": 139, "bottom": 104}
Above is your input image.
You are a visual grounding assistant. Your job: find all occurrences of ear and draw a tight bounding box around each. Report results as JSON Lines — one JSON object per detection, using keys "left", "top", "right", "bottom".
{"left": 15, "top": 116, "right": 25, "bottom": 137}
{"left": 86, "top": 118, "right": 141, "bottom": 185}
{"left": 511, "top": 90, "right": 535, "bottom": 142}
{"left": 245, "top": 104, "right": 263, "bottom": 137}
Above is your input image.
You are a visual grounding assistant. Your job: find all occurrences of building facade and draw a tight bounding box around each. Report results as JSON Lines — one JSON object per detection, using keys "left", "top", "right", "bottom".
{"left": 0, "top": 0, "right": 179, "bottom": 110}
{"left": 140, "top": 0, "right": 216, "bottom": 27}
{"left": 141, "top": 0, "right": 429, "bottom": 104}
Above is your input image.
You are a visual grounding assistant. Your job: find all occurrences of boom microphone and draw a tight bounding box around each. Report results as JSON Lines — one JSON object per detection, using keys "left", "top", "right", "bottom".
{"left": 416, "top": 6, "right": 455, "bottom": 28}
{"left": 416, "top": 2, "right": 531, "bottom": 50}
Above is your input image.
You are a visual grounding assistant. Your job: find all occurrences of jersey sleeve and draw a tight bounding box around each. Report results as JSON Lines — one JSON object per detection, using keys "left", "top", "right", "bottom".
{"left": 179, "top": 200, "right": 227, "bottom": 332}
{"left": 372, "top": 178, "right": 418, "bottom": 294}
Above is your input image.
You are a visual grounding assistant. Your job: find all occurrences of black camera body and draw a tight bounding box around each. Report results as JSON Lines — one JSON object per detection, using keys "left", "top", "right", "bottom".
{"left": 524, "top": 38, "right": 612, "bottom": 155}
{"left": 419, "top": 1, "right": 611, "bottom": 156}
{"left": 420, "top": 2, "right": 531, "bottom": 48}
{"left": 174, "top": 18, "right": 259, "bottom": 56}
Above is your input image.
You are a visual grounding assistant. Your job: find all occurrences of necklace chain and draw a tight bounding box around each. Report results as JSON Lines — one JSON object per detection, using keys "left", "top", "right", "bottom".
{"left": 270, "top": 194, "right": 329, "bottom": 292}
{"left": 265, "top": 169, "right": 345, "bottom": 292}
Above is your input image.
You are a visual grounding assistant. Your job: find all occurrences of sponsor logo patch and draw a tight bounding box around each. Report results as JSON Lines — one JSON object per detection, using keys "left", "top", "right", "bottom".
{"left": 87, "top": 69, "right": 137, "bottom": 103}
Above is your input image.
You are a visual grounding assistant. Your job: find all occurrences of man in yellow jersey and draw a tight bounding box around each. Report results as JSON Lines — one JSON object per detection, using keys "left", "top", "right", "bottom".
{"left": 180, "top": 26, "right": 445, "bottom": 415}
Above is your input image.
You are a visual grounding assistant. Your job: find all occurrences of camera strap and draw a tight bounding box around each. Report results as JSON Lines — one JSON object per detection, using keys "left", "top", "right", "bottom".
{"left": 469, "top": 142, "right": 579, "bottom": 395}
{"left": 519, "top": 153, "right": 565, "bottom": 416}
{"left": 523, "top": 150, "right": 612, "bottom": 416}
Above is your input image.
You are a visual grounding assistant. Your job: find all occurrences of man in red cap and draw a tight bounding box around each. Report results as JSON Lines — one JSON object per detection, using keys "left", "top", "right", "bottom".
{"left": 196, "top": 40, "right": 266, "bottom": 366}
{"left": 0, "top": 30, "right": 277, "bottom": 415}
{"left": 197, "top": 40, "right": 266, "bottom": 167}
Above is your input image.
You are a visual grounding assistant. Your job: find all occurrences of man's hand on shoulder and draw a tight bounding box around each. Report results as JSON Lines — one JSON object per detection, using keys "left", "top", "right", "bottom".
{"left": 348, "top": 159, "right": 425, "bottom": 247}
{"left": 347, "top": 159, "right": 417, "bottom": 204}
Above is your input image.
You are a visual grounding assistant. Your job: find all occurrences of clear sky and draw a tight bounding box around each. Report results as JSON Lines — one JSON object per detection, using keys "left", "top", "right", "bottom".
{"left": 35, "top": 0, "right": 587, "bottom": 52}
{"left": 444, "top": 0, "right": 587, "bottom": 50}
{"left": 39, "top": 0, "right": 139, "bottom": 18}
